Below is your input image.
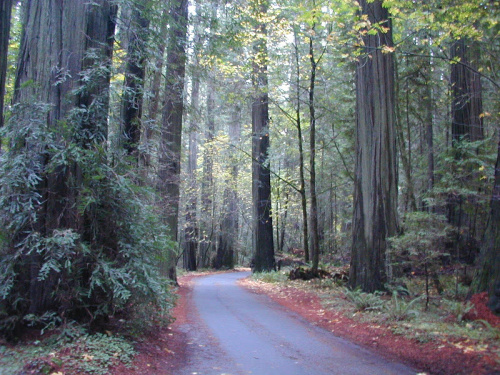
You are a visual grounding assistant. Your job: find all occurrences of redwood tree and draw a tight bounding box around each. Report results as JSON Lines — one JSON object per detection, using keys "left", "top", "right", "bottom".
{"left": 9, "top": 0, "right": 117, "bottom": 316}
{"left": 0, "top": 0, "right": 12, "bottom": 134}
{"left": 472, "top": 137, "right": 500, "bottom": 314}
{"left": 349, "top": 0, "right": 398, "bottom": 292}
{"left": 121, "top": 2, "right": 150, "bottom": 161}
{"left": 157, "top": 0, "right": 189, "bottom": 277}
{"left": 251, "top": 0, "right": 275, "bottom": 272}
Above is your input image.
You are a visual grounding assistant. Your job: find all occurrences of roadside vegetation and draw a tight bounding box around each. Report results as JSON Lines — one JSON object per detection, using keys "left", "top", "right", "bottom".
{"left": 253, "top": 262, "right": 500, "bottom": 370}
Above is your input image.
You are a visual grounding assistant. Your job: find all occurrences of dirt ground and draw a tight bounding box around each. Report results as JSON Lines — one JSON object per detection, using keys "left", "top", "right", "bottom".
{"left": 113, "top": 271, "right": 500, "bottom": 375}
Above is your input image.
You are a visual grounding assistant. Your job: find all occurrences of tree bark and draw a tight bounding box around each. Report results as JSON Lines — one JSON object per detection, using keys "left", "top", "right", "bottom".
{"left": 472, "top": 137, "right": 500, "bottom": 314}
{"left": 157, "top": 0, "right": 188, "bottom": 277}
{"left": 183, "top": 0, "right": 202, "bottom": 270}
{"left": 251, "top": 0, "right": 274, "bottom": 272}
{"left": 349, "top": 0, "right": 398, "bottom": 293}
{"left": 0, "top": 0, "right": 12, "bottom": 135}
{"left": 292, "top": 29, "right": 309, "bottom": 262}
{"left": 215, "top": 104, "right": 241, "bottom": 269}
{"left": 121, "top": 2, "right": 150, "bottom": 161}
{"left": 13, "top": 0, "right": 116, "bottom": 314}
{"left": 451, "top": 39, "right": 483, "bottom": 144}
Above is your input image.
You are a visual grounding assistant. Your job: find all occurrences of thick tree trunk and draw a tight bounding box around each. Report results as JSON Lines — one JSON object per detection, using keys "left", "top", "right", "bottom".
{"left": 472, "top": 137, "right": 500, "bottom": 314}
{"left": 0, "top": 0, "right": 12, "bottom": 135}
{"left": 448, "top": 40, "right": 484, "bottom": 259}
{"left": 349, "top": 0, "right": 398, "bottom": 293}
{"left": 157, "top": 0, "right": 188, "bottom": 277}
{"left": 142, "top": 21, "right": 167, "bottom": 177}
{"left": 14, "top": 0, "right": 116, "bottom": 314}
{"left": 251, "top": 0, "right": 274, "bottom": 272}
{"left": 121, "top": 3, "right": 149, "bottom": 161}
{"left": 451, "top": 39, "right": 483, "bottom": 144}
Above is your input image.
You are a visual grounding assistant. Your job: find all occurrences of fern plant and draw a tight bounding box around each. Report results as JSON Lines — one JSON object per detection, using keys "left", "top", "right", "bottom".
{"left": 385, "top": 292, "right": 423, "bottom": 321}
{"left": 343, "top": 287, "right": 384, "bottom": 312}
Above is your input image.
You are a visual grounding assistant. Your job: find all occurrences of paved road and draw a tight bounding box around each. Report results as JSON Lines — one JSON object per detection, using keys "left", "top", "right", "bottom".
{"left": 177, "top": 271, "right": 417, "bottom": 375}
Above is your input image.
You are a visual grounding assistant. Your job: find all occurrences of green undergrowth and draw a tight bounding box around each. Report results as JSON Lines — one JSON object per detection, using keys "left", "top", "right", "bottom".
{"left": 253, "top": 269, "right": 500, "bottom": 354}
{"left": 0, "top": 325, "right": 136, "bottom": 375}
{"left": 252, "top": 270, "right": 289, "bottom": 283}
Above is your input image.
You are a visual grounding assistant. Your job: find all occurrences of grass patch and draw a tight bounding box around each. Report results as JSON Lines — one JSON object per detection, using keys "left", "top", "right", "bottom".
{"left": 252, "top": 270, "right": 289, "bottom": 283}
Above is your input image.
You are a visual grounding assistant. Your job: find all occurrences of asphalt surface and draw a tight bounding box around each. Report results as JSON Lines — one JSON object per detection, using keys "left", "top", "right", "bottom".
{"left": 177, "top": 271, "right": 417, "bottom": 375}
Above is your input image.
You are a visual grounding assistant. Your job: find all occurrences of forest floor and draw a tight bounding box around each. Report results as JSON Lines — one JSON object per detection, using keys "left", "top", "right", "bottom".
{"left": 2, "top": 269, "right": 498, "bottom": 374}
{"left": 113, "top": 268, "right": 500, "bottom": 375}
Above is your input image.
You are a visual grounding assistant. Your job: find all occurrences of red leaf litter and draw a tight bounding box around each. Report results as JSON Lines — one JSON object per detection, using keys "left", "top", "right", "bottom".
{"left": 465, "top": 292, "right": 500, "bottom": 327}
{"left": 239, "top": 279, "right": 500, "bottom": 375}
{"left": 112, "top": 274, "right": 199, "bottom": 375}
{"left": 113, "top": 274, "right": 500, "bottom": 375}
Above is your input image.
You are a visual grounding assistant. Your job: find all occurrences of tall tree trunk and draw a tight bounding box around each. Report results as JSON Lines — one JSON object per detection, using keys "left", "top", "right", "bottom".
{"left": 14, "top": 0, "right": 116, "bottom": 314}
{"left": 293, "top": 29, "right": 309, "bottom": 262}
{"left": 424, "top": 54, "right": 435, "bottom": 206}
{"left": 142, "top": 20, "right": 167, "bottom": 177}
{"left": 215, "top": 104, "right": 242, "bottom": 269}
{"left": 200, "top": 79, "right": 215, "bottom": 267}
{"left": 448, "top": 39, "right": 484, "bottom": 259}
{"left": 183, "top": 0, "right": 202, "bottom": 270}
{"left": 157, "top": 0, "right": 188, "bottom": 278}
{"left": 251, "top": 0, "right": 274, "bottom": 272}
{"left": 395, "top": 57, "right": 417, "bottom": 212}
{"left": 121, "top": 2, "right": 150, "bottom": 162}
{"left": 308, "top": 33, "right": 320, "bottom": 271}
{"left": 0, "top": 0, "right": 12, "bottom": 136}
{"left": 451, "top": 39, "right": 483, "bottom": 144}
{"left": 349, "top": 0, "right": 398, "bottom": 293}
{"left": 472, "top": 137, "right": 500, "bottom": 314}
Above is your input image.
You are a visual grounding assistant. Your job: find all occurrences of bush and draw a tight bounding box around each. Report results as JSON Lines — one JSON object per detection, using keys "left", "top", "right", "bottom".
{"left": 0, "top": 103, "right": 176, "bottom": 336}
{"left": 385, "top": 292, "right": 423, "bottom": 321}
{"left": 343, "top": 287, "right": 384, "bottom": 312}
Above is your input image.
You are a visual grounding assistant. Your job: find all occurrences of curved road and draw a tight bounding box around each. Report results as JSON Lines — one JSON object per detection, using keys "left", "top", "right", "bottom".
{"left": 177, "top": 271, "right": 417, "bottom": 375}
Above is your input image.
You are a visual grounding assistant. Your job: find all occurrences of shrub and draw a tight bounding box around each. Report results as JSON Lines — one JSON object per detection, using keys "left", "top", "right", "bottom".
{"left": 385, "top": 292, "right": 423, "bottom": 321}
{"left": 0, "top": 103, "right": 176, "bottom": 336}
{"left": 343, "top": 287, "right": 384, "bottom": 312}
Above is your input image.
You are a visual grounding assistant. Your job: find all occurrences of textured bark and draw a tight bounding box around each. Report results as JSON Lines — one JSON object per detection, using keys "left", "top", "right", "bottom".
{"left": 448, "top": 40, "right": 484, "bottom": 255}
{"left": 472, "top": 138, "right": 500, "bottom": 314}
{"left": 121, "top": 3, "right": 150, "bottom": 161}
{"left": 451, "top": 39, "right": 483, "bottom": 144}
{"left": 13, "top": 0, "right": 116, "bottom": 314}
{"left": 142, "top": 20, "right": 167, "bottom": 176}
{"left": 251, "top": 0, "right": 274, "bottom": 272}
{"left": 157, "top": 0, "right": 188, "bottom": 276}
{"left": 349, "top": 0, "right": 398, "bottom": 293}
{"left": 0, "top": 0, "right": 12, "bottom": 133}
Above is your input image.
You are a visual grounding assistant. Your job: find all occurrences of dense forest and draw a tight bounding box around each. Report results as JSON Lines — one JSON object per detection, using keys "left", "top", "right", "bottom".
{"left": 0, "top": 0, "right": 499, "bottom": 341}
